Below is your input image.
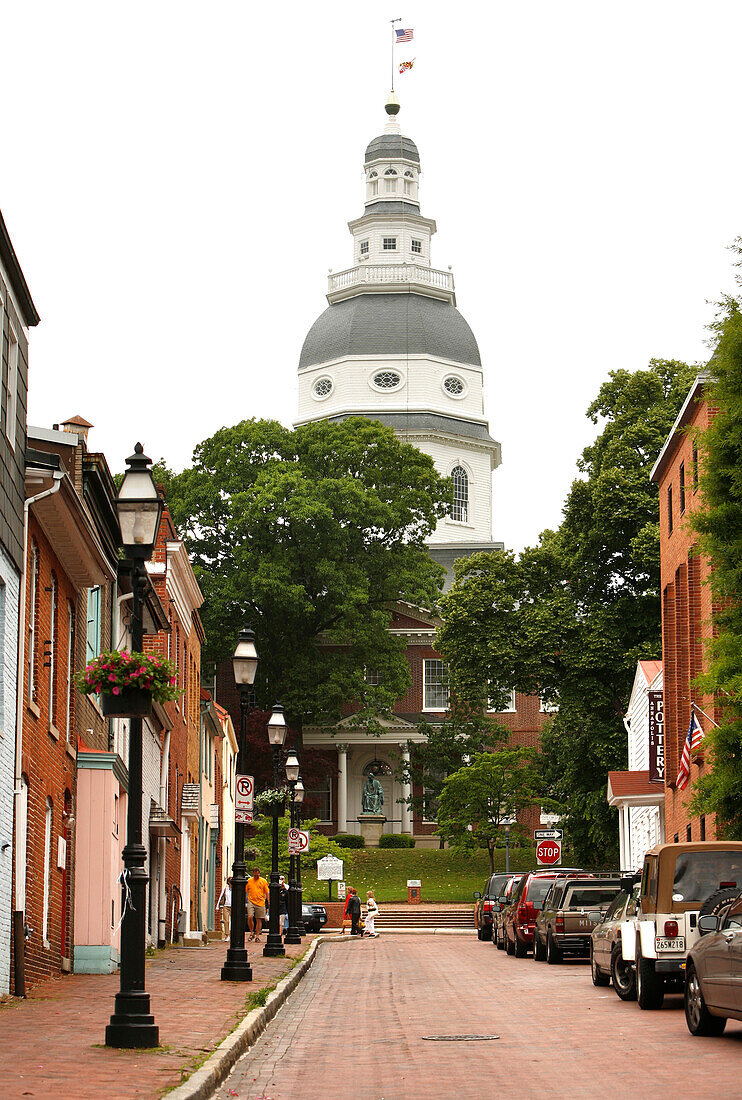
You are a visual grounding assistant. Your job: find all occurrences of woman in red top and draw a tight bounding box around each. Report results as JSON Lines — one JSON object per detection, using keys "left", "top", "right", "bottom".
{"left": 340, "top": 888, "right": 355, "bottom": 934}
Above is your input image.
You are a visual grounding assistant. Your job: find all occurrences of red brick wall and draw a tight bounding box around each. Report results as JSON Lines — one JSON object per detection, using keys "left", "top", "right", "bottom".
{"left": 656, "top": 394, "right": 718, "bottom": 842}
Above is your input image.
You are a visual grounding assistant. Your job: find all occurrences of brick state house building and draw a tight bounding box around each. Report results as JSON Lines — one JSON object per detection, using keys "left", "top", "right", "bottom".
{"left": 290, "top": 95, "right": 550, "bottom": 842}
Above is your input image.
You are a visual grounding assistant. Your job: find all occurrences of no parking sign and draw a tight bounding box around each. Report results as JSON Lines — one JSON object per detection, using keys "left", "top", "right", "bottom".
{"left": 235, "top": 774, "right": 254, "bottom": 824}
{"left": 288, "top": 828, "right": 310, "bottom": 855}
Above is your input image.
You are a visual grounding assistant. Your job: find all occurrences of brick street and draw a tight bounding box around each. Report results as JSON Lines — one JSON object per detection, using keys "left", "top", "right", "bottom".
{"left": 219, "top": 934, "right": 742, "bottom": 1100}
{"left": 0, "top": 938, "right": 313, "bottom": 1100}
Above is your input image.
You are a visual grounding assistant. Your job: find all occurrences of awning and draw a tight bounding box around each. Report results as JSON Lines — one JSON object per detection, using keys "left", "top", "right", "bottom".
{"left": 607, "top": 770, "right": 665, "bottom": 808}
{"left": 149, "top": 804, "right": 180, "bottom": 837}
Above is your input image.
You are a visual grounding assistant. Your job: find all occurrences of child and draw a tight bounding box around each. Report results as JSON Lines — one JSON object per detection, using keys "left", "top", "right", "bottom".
{"left": 364, "top": 891, "right": 379, "bottom": 937}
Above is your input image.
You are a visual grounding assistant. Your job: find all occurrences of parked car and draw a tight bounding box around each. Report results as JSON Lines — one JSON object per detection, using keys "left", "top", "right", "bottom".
{"left": 685, "top": 890, "right": 742, "bottom": 1036}
{"left": 534, "top": 875, "right": 621, "bottom": 963}
{"left": 590, "top": 882, "right": 641, "bottom": 998}
{"left": 474, "top": 873, "right": 518, "bottom": 941}
{"left": 620, "top": 841, "right": 742, "bottom": 1009}
{"left": 302, "top": 903, "right": 328, "bottom": 933}
{"left": 503, "top": 868, "right": 583, "bottom": 957}
{"left": 494, "top": 875, "right": 523, "bottom": 950}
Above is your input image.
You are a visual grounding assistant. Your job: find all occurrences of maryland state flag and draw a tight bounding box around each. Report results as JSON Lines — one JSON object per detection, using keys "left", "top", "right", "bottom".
{"left": 399, "top": 59, "right": 415, "bottom": 74}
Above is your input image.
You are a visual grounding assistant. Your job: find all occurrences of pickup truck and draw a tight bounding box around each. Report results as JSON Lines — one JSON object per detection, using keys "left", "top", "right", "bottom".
{"left": 620, "top": 841, "right": 742, "bottom": 1009}
{"left": 534, "top": 876, "right": 622, "bottom": 963}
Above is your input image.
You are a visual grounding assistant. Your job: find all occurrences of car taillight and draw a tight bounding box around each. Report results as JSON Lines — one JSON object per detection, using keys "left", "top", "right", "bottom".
{"left": 483, "top": 901, "right": 493, "bottom": 913}
{"left": 517, "top": 906, "right": 527, "bottom": 923}
{"left": 556, "top": 916, "right": 564, "bottom": 933}
{"left": 664, "top": 920, "right": 679, "bottom": 938}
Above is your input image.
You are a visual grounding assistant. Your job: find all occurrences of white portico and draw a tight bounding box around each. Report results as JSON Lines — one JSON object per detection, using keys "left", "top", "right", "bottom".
{"left": 303, "top": 717, "right": 424, "bottom": 839}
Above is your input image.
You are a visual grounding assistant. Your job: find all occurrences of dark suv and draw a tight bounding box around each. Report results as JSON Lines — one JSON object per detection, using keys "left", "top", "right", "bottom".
{"left": 503, "top": 868, "right": 583, "bottom": 957}
{"left": 474, "top": 873, "right": 516, "bottom": 941}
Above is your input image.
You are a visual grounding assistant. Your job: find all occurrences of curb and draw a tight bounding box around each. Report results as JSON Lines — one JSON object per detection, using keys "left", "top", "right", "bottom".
{"left": 166, "top": 937, "right": 324, "bottom": 1100}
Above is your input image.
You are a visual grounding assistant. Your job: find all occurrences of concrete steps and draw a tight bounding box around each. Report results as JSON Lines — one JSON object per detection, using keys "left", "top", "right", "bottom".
{"left": 374, "top": 906, "right": 474, "bottom": 931}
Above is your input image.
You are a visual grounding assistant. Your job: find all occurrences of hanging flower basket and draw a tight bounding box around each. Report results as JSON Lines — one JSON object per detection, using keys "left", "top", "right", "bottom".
{"left": 75, "top": 649, "right": 180, "bottom": 718}
{"left": 254, "top": 788, "right": 288, "bottom": 817}
{"left": 101, "top": 687, "right": 154, "bottom": 719}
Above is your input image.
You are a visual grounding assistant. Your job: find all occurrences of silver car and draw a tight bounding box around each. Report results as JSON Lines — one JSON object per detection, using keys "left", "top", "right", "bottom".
{"left": 685, "top": 891, "right": 742, "bottom": 1036}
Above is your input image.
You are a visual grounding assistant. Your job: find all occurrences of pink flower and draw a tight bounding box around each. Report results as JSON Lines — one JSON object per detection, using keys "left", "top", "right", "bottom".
{"left": 112, "top": 686, "right": 121, "bottom": 695}
{"left": 170, "top": 677, "right": 177, "bottom": 685}
{"left": 108, "top": 674, "right": 117, "bottom": 682}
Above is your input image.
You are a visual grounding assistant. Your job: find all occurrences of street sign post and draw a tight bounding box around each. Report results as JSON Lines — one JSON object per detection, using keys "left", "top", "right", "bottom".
{"left": 338, "top": 881, "right": 347, "bottom": 900}
{"left": 235, "top": 774, "right": 254, "bottom": 824}
{"left": 316, "top": 854, "right": 344, "bottom": 901}
{"left": 288, "top": 828, "right": 310, "bottom": 855}
{"left": 536, "top": 839, "right": 562, "bottom": 866}
{"left": 534, "top": 828, "right": 563, "bottom": 841}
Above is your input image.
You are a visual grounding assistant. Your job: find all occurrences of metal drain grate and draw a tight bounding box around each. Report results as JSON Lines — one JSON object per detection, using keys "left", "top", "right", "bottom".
{"left": 422, "top": 1034, "right": 500, "bottom": 1042}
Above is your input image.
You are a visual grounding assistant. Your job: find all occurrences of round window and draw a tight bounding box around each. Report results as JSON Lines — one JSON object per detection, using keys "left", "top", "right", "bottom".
{"left": 313, "top": 377, "right": 333, "bottom": 398}
{"left": 443, "top": 376, "right": 465, "bottom": 396}
{"left": 373, "top": 371, "right": 402, "bottom": 390}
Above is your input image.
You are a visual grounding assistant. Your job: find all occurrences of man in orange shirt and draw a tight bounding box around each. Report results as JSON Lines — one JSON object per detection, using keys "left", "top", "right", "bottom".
{"left": 246, "top": 867, "right": 270, "bottom": 941}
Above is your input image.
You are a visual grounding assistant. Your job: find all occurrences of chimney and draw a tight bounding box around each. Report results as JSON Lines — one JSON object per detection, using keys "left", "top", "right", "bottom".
{"left": 60, "top": 414, "right": 93, "bottom": 445}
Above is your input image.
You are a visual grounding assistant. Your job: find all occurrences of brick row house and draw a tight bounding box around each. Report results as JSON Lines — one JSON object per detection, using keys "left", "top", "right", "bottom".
{"left": 650, "top": 374, "right": 719, "bottom": 844}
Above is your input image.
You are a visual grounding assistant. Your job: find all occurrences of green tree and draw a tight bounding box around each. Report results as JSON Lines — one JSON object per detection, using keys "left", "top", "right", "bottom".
{"left": 400, "top": 710, "right": 507, "bottom": 843}
{"left": 247, "top": 814, "right": 343, "bottom": 874}
{"left": 436, "top": 749, "right": 545, "bottom": 873}
{"left": 438, "top": 360, "right": 698, "bottom": 865}
{"left": 690, "top": 288, "right": 742, "bottom": 835}
{"left": 163, "top": 417, "right": 448, "bottom": 727}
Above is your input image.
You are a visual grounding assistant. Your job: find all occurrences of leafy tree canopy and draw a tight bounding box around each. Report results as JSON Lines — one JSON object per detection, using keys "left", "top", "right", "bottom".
{"left": 691, "top": 279, "right": 742, "bottom": 834}
{"left": 163, "top": 417, "right": 448, "bottom": 726}
{"left": 438, "top": 360, "right": 698, "bottom": 864}
{"left": 436, "top": 749, "right": 546, "bottom": 873}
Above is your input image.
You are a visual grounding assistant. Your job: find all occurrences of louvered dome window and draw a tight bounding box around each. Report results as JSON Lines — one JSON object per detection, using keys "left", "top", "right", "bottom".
{"left": 451, "top": 466, "right": 469, "bottom": 522}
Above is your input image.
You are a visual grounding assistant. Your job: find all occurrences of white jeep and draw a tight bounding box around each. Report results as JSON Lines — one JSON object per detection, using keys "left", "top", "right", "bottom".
{"left": 620, "top": 841, "right": 742, "bottom": 1009}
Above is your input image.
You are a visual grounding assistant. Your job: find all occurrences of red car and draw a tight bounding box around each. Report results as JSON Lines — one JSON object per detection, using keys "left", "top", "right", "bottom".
{"left": 503, "top": 868, "right": 583, "bottom": 957}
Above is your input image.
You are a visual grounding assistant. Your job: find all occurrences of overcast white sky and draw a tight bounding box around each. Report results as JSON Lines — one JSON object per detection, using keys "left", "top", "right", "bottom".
{"left": 1, "top": 2, "right": 739, "bottom": 551}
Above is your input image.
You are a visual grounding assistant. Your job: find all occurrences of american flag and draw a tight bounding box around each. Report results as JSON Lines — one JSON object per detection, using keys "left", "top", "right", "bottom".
{"left": 676, "top": 709, "right": 705, "bottom": 790}
{"left": 395, "top": 27, "right": 414, "bottom": 43}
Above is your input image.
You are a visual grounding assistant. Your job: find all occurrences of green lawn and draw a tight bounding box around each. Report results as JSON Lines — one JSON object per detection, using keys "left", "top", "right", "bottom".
{"left": 300, "top": 846, "right": 547, "bottom": 904}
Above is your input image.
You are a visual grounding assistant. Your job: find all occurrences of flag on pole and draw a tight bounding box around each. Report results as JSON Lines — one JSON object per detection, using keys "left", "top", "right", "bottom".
{"left": 399, "top": 59, "right": 415, "bottom": 74}
{"left": 395, "top": 27, "right": 414, "bottom": 43}
{"left": 676, "top": 709, "right": 705, "bottom": 790}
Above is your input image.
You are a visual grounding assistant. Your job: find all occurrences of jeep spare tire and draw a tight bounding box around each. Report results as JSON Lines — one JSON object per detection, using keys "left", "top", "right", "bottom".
{"left": 698, "top": 887, "right": 740, "bottom": 921}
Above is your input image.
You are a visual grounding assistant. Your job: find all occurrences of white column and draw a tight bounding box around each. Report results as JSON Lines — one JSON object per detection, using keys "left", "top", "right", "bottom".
{"left": 181, "top": 821, "right": 191, "bottom": 934}
{"left": 625, "top": 805, "right": 634, "bottom": 869}
{"left": 337, "top": 744, "right": 348, "bottom": 833}
{"left": 617, "top": 803, "right": 626, "bottom": 872}
{"left": 401, "top": 745, "right": 412, "bottom": 835}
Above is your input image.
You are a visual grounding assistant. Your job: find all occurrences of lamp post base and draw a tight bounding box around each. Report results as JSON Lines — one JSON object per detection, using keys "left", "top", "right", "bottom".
{"left": 105, "top": 992, "right": 159, "bottom": 1048}
{"left": 220, "top": 957, "right": 253, "bottom": 982}
{"left": 283, "top": 931, "right": 301, "bottom": 945}
{"left": 262, "top": 936, "right": 286, "bottom": 957}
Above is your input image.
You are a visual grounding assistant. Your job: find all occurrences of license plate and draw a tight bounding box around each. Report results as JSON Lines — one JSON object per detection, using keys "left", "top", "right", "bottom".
{"left": 655, "top": 936, "right": 685, "bottom": 952}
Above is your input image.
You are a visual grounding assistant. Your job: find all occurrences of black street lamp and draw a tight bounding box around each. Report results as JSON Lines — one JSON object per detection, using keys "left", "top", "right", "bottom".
{"left": 504, "top": 822, "right": 511, "bottom": 875}
{"left": 284, "top": 750, "right": 301, "bottom": 945}
{"left": 106, "top": 444, "right": 163, "bottom": 1049}
{"left": 293, "top": 777, "right": 306, "bottom": 936}
{"left": 264, "top": 705, "right": 287, "bottom": 957}
{"left": 221, "top": 627, "right": 259, "bottom": 982}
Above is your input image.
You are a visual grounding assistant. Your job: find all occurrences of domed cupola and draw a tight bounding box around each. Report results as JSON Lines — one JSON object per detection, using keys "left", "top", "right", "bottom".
{"left": 296, "top": 95, "right": 502, "bottom": 561}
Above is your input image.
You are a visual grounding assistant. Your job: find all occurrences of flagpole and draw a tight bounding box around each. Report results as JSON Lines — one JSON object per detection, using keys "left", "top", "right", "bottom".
{"left": 690, "top": 702, "right": 721, "bottom": 729}
{"left": 391, "top": 16, "right": 404, "bottom": 92}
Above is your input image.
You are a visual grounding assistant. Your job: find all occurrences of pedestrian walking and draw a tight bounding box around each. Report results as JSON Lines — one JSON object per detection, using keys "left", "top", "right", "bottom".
{"left": 347, "top": 887, "right": 362, "bottom": 936}
{"left": 216, "top": 875, "right": 232, "bottom": 940}
{"left": 278, "top": 875, "right": 289, "bottom": 935}
{"left": 246, "top": 867, "right": 270, "bottom": 941}
{"left": 340, "top": 888, "right": 355, "bottom": 934}
{"left": 364, "top": 891, "right": 379, "bottom": 937}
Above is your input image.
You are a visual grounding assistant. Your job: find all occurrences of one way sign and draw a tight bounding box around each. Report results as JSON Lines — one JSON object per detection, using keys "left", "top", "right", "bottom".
{"left": 534, "top": 828, "right": 563, "bottom": 840}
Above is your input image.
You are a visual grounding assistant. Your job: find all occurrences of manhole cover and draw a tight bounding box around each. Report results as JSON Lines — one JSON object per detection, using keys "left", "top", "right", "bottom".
{"left": 422, "top": 1034, "right": 499, "bottom": 1042}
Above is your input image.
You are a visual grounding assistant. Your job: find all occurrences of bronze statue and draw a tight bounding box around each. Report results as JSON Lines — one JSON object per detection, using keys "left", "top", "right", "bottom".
{"left": 361, "top": 773, "right": 384, "bottom": 815}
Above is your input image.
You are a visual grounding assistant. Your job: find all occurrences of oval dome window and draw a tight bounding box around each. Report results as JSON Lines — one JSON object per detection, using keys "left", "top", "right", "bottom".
{"left": 373, "top": 371, "right": 402, "bottom": 390}
{"left": 443, "top": 376, "right": 465, "bottom": 396}
{"left": 313, "top": 377, "right": 333, "bottom": 398}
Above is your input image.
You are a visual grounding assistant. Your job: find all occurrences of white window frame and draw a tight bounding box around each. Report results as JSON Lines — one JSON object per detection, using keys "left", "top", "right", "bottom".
{"left": 6, "top": 320, "right": 18, "bottom": 449}
{"left": 369, "top": 180, "right": 378, "bottom": 196}
{"left": 385, "top": 178, "right": 397, "bottom": 194}
{"left": 540, "top": 697, "right": 558, "bottom": 713}
{"left": 359, "top": 239, "right": 369, "bottom": 256}
{"left": 28, "top": 542, "right": 39, "bottom": 705}
{"left": 450, "top": 465, "right": 469, "bottom": 524}
{"left": 65, "top": 600, "right": 75, "bottom": 741}
{"left": 42, "top": 797, "right": 53, "bottom": 945}
{"left": 306, "top": 775, "right": 332, "bottom": 823}
{"left": 382, "top": 237, "right": 397, "bottom": 251}
{"left": 48, "top": 574, "right": 57, "bottom": 728}
{"left": 423, "top": 659, "right": 450, "bottom": 712}
{"left": 488, "top": 688, "right": 516, "bottom": 713}
{"left": 411, "top": 237, "right": 422, "bottom": 253}
{"left": 86, "top": 585, "right": 102, "bottom": 663}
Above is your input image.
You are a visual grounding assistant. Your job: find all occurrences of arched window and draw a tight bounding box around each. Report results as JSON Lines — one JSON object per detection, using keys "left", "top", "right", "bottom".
{"left": 451, "top": 466, "right": 469, "bottom": 522}
{"left": 384, "top": 168, "right": 398, "bottom": 175}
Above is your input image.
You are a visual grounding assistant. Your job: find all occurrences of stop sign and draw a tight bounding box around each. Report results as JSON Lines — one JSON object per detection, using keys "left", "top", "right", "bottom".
{"left": 536, "top": 839, "right": 561, "bottom": 866}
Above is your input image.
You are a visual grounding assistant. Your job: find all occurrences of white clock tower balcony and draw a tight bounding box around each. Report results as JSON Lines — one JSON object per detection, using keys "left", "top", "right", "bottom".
{"left": 327, "top": 262, "right": 456, "bottom": 305}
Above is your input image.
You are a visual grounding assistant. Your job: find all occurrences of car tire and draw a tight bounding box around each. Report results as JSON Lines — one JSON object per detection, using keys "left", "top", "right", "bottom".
{"left": 611, "top": 947, "right": 637, "bottom": 1001}
{"left": 506, "top": 930, "right": 515, "bottom": 955}
{"left": 492, "top": 926, "right": 498, "bottom": 948}
{"left": 533, "top": 932, "right": 546, "bottom": 961}
{"left": 514, "top": 932, "right": 528, "bottom": 958}
{"left": 636, "top": 947, "right": 664, "bottom": 1010}
{"left": 497, "top": 927, "right": 506, "bottom": 951}
{"left": 685, "top": 961, "right": 727, "bottom": 1036}
{"left": 546, "top": 931, "right": 562, "bottom": 965}
{"left": 477, "top": 925, "right": 486, "bottom": 940}
{"left": 483, "top": 924, "right": 493, "bottom": 942}
{"left": 591, "top": 943, "right": 610, "bottom": 986}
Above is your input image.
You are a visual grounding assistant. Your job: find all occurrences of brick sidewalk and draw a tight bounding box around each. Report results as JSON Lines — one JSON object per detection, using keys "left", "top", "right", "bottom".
{"left": 218, "top": 934, "right": 742, "bottom": 1100}
{"left": 0, "top": 936, "right": 315, "bottom": 1100}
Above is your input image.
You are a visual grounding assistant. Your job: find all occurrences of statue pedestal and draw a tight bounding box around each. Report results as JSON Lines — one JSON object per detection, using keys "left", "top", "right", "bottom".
{"left": 358, "top": 814, "right": 386, "bottom": 848}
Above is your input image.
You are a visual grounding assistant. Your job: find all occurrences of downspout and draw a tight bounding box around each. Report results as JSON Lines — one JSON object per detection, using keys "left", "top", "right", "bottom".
{"left": 158, "top": 729, "right": 170, "bottom": 947}
{"left": 14, "top": 474, "right": 63, "bottom": 996}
